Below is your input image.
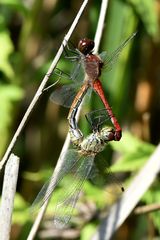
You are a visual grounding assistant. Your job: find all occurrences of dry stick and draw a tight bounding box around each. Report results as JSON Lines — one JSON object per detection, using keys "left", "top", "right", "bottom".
{"left": 134, "top": 203, "right": 160, "bottom": 215}
{"left": 26, "top": 1, "right": 89, "bottom": 240}
{"left": 91, "top": 144, "right": 160, "bottom": 240}
{"left": 39, "top": 227, "right": 80, "bottom": 239}
{"left": 0, "top": 0, "right": 88, "bottom": 172}
{"left": 0, "top": 154, "right": 20, "bottom": 240}
{"left": 94, "top": 0, "right": 109, "bottom": 53}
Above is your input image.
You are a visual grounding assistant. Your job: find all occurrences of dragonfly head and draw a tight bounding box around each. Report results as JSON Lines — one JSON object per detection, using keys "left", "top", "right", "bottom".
{"left": 78, "top": 38, "right": 94, "bottom": 55}
{"left": 100, "top": 127, "right": 116, "bottom": 142}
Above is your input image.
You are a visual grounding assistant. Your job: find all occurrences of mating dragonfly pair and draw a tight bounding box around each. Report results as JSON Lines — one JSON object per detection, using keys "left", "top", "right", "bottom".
{"left": 32, "top": 32, "right": 136, "bottom": 228}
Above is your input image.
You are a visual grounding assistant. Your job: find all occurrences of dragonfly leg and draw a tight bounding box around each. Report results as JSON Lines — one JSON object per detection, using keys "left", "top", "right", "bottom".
{"left": 54, "top": 68, "right": 71, "bottom": 79}
{"left": 43, "top": 68, "right": 71, "bottom": 92}
{"left": 85, "top": 108, "right": 109, "bottom": 132}
{"left": 62, "top": 41, "right": 80, "bottom": 61}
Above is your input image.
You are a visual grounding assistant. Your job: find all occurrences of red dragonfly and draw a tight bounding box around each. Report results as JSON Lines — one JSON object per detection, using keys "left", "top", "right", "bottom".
{"left": 51, "top": 33, "right": 136, "bottom": 141}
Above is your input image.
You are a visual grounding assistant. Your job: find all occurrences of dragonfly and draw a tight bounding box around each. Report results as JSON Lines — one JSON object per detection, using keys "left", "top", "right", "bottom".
{"left": 50, "top": 32, "right": 137, "bottom": 141}
{"left": 32, "top": 109, "right": 124, "bottom": 229}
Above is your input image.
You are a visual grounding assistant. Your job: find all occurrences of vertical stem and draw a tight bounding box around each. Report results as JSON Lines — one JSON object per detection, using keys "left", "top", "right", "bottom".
{"left": 0, "top": 154, "right": 20, "bottom": 240}
{"left": 94, "top": 0, "right": 109, "bottom": 53}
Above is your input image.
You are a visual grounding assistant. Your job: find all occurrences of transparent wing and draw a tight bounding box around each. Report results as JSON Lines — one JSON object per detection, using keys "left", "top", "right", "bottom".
{"left": 90, "top": 156, "right": 124, "bottom": 196}
{"left": 50, "top": 83, "right": 92, "bottom": 108}
{"left": 85, "top": 109, "right": 112, "bottom": 131}
{"left": 50, "top": 84, "right": 79, "bottom": 108}
{"left": 63, "top": 41, "right": 85, "bottom": 84}
{"left": 31, "top": 149, "right": 81, "bottom": 212}
{"left": 50, "top": 61, "right": 86, "bottom": 108}
{"left": 70, "top": 60, "right": 85, "bottom": 84}
{"left": 53, "top": 154, "right": 95, "bottom": 228}
{"left": 54, "top": 68, "right": 71, "bottom": 80}
{"left": 99, "top": 32, "right": 136, "bottom": 72}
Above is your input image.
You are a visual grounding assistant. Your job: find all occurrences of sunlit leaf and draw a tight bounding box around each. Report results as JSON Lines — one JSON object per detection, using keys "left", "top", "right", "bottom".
{"left": 81, "top": 223, "right": 97, "bottom": 240}
{"left": 12, "top": 194, "right": 29, "bottom": 224}
{"left": 128, "top": 0, "right": 159, "bottom": 37}
{"left": 0, "top": 0, "right": 28, "bottom": 14}
{"left": 22, "top": 169, "right": 52, "bottom": 182}
{"left": 0, "top": 84, "right": 24, "bottom": 154}
{"left": 110, "top": 132, "right": 155, "bottom": 172}
{"left": 0, "top": 31, "right": 15, "bottom": 79}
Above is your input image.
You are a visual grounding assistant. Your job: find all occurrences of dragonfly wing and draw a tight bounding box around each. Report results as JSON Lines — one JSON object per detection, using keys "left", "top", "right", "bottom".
{"left": 100, "top": 32, "right": 136, "bottom": 72}
{"left": 70, "top": 61, "right": 85, "bottom": 84}
{"left": 90, "top": 156, "right": 124, "bottom": 196}
{"left": 50, "top": 84, "right": 79, "bottom": 108}
{"left": 85, "top": 109, "right": 112, "bottom": 130}
{"left": 53, "top": 154, "right": 95, "bottom": 228}
{"left": 31, "top": 149, "right": 81, "bottom": 212}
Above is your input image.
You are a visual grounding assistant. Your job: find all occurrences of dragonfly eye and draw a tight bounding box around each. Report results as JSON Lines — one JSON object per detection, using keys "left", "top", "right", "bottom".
{"left": 101, "top": 127, "right": 115, "bottom": 142}
{"left": 78, "top": 38, "right": 95, "bottom": 55}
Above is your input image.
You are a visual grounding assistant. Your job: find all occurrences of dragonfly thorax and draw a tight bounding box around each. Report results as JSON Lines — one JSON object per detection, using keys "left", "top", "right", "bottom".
{"left": 78, "top": 127, "right": 114, "bottom": 155}
{"left": 84, "top": 54, "right": 103, "bottom": 82}
{"left": 79, "top": 132, "right": 105, "bottom": 155}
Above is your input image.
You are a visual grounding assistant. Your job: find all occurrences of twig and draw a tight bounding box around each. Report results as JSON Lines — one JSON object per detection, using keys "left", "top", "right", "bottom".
{"left": 39, "top": 227, "right": 80, "bottom": 239}
{"left": 26, "top": 1, "right": 88, "bottom": 239}
{"left": 134, "top": 203, "right": 160, "bottom": 215}
{"left": 0, "top": 0, "right": 88, "bottom": 171}
{"left": 94, "top": 0, "right": 109, "bottom": 53}
{"left": 91, "top": 144, "right": 160, "bottom": 240}
{"left": 0, "top": 154, "right": 20, "bottom": 240}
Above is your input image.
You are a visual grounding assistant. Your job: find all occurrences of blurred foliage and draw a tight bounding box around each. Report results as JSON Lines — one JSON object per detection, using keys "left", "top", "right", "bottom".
{"left": 128, "top": 0, "right": 159, "bottom": 37}
{"left": 12, "top": 193, "right": 29, "bottom": 224}
{"left": 0, "top": 0, "right": 160, "bottom": 239}
{"left": 142, "top": 186, "right": 160, "bottom": 235}
{"left": 111, "top": 131, "right": 155, "bottom": 172}
{"left": 81, "top": 223, "right": 97, "bottom": 240}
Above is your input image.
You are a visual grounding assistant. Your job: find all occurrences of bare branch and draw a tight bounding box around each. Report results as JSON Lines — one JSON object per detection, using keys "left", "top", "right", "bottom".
{"left": 91, "top": 144, "right": 160, "bottom": 240}
{"left": 134, "top": 203, "right": 160, "bottom": 215}
{"left": 94, "top": 0, "right": 109, "bottom": 53}
{"left": 0, "top": 154, "right": 20, "bottom": 240}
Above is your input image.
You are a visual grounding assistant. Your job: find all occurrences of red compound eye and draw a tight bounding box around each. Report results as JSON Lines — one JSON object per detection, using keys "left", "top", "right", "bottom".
{"left": 78, "top": 38, "right": 94, "bottom": 55}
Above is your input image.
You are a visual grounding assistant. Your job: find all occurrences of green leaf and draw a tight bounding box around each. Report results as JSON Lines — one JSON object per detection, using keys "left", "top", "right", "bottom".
{"left": 12, "top": 194, "right": 29, "bottom": 224}
{"left": 128, "top": 0, "right": 159, "bottom": 38}
{"left": 83, "top": 181, "right": 107, "bottom": 208}
{"left": 0, "top": 0, "right": 28, "bottom": 15}
{"left": 81, "top": 223, "right": 97, "bottom": 240}
{"left": 111, "top": 132, "right": 154, "bottom": 154}
{"left": 23, "top": 168, "right": 52, "bottom": 182}
{"left": 110, "top": 132, "right": 155, "bottom": 172}
{"left": 0, "top": 84, "right": 24, "bottom": 132}
{"left": 0, "top": 30, "right": 15, "bottom": 79}
{"left": 0, "top": 84, "right": 23, "bottom": 100}
{"left": 0, "top": 84, "right": 24, "bottom": 154}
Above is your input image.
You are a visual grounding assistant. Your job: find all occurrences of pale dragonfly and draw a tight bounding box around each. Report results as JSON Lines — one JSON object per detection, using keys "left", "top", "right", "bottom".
{"left": 31, "top": 109, "right": 124, "bottom": 229}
